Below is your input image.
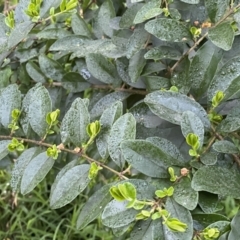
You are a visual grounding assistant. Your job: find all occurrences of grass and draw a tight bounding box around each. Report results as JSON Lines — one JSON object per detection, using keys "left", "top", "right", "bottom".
{"left": 0, "top": 170, "right": 114, "bottom": 240}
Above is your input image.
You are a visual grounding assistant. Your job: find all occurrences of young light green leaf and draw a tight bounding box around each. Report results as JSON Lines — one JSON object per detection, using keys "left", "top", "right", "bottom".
{"left": 50, "top": 164, "right": 90, "bottom": 209}
{"left": 208, "top": 22, "right": 234, "bottom": 51}
{"left": 21, "top": 151, "right": 55, "bottom": 195}
{"left": 145, "top": 18, "right": 192, "bottom": 42}
{"left": 108, "top": 113, "right": 136, "bottom": 168}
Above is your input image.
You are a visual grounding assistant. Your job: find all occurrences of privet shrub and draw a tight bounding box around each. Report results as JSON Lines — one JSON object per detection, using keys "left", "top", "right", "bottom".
{"left": 1, "top": 0, "right": 240, "bottom": 239}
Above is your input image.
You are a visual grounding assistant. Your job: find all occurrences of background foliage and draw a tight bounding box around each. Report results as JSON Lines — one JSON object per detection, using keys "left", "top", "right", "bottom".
{"left": 1, "top": 0, "right": 240, "bottom": 239}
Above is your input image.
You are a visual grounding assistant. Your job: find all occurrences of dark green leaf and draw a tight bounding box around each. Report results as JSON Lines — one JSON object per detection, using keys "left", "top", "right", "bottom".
{"left": 205, "top": 0, "right": 228, "bottom": 23}
{"left": 228, "top": 211, "right": 240, "bottom": 239}
{"left": 36, "top": 28, "right": 71, "bottom": 39}
{"left": 201, "top": 152, "right": 218, "bottom": 165}
{"left": 108, "top": 113, "right": 136, "bottom": 168}
{"left": 60, "top": 98, "right": 90, "bottom": 146}
{"left": 90, "top": 92, "right": 131, "bottom": 120}
{"left": 61, "top": 72, "right": 91, "bottom": 93}
{"left": 121, "top": 140, "right": 183, "bottom": 178}
{"left": 10, "top": 147, "right": 40, "bottom": 192}
{"left": 98, "top": 0, "right": 115, "bottom": 37}
{"left": 181, "top": 111, "right": 204, "bottom": 148}
{"left": 189, "top": 40, "right": 222, "bottom": 99}
{"left": 71, "top": 13, "right": 92, "bottom": 38}
{"left": 164, "top": 198, "right": 193, "bottom": 240}
{"left": 208, "top": 56, "right": 240, "bottom": 102}
{"left": 21, "top": 151, "right": 55, "bottom": 195}
{"left": 102, "top": 200, "right": 138, "bottom": 228}
{"left": 26, "top": 61, "right": 47, "bottom": 83}
{"left": 40, "top": 0, "right": 62, "bottom": 17}
{"left": 86, "top": 53, "right": 121, "bottom": 84}
{"left": 212, "top": 140, "right": 239, "bottom": 154}
{"left": 0, "top": 67, "right": 12, "bottom": 89}
{"left": 145, "top": 18, "right": 192, "bottom": 42}
{"left": 192, "top": 166, "right": 240, "bottom": 199}
{"left": 144, "top": 91, "right": 210, "bottom": 128}
{"left": 180, "top": 0, "right": 199, "bottom": 4}
{"left": 39, "top": 55, "right": 65, "bottom": 82}
{"left": 208, "top": 22, "right": 234, "bottom": 51}
{"left": 50, "top": 164, "right": 90, "bottom": 209}
{"left": 96, "top": 101, "right": 123, "bottom": 159}
{"left": 77, "top": 183, "right": 113, "bottom": 230}
{"left": 0, "top": 140, "right": 10, "bottom": 161}
{"left": 28, "top": 85, "right": 52, "bottom": 138}
{"left": 173, "top": 177, "right": 198, "bottom": 210}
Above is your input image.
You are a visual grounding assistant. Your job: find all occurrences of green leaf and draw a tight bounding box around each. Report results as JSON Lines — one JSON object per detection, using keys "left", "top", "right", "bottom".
{"left": 61, "top": 72, "right": 91, "bottom": 93}
{"left": 98, "top": 0, "right": 115, "bottom": 37}
{"left": 39, "top": 55, "right": 65, "bottom": 82}
{"left": 164, "top": 198, "right": 193, "bottom": 239}
{"left": 119, "top": 3, "right": 144, "bottom": 28}
{"left": 40, "top": 0, "right": 62, "bottom": 17}
{"left": 77, "top": 183, "right": 113, "bottom": 230}
{"left": 208, "top": 56, "right": 240, "bottom": 102}
{"left": 181, "top": 111, "right": 204, "bottom": 148}
{"left": 50, "top": 164, "right": 90, "bottom": 209}
{"left": 145, "top": 46, "right": 182, "bottom": 60}
{"left": 128, "top": 49, "right": 146, "bottom": 82}
{"left": 228, "top": 211, "right": 240, "bottom": 239}
{"left": 21, "top": 151, "right": 55, "bottom": 195}
{"left": 36, "top": 28, "right": 71, "bottom": 39}
{"left": 28, "top": 85, "right": 52, "bottom": 138}
{"left": 205, "top": 221, "right": 230, "bottom": 238}
{"left": 108, "top": 113, "right": 136, "bottom": 168}
{"left": 0, "top": 84, "right": 21, "bottom": 129}
{"left": 219, "top": 117, "right": 240, "bottom": 133}
{"left": 90, "top": 92, "right": 130, "bottom": 120}
{"left": 212, "top": 140, "right": 239, "bottom": 154}
{"left": 118, "top": 182, "right": 136, "bottom": 201}
{"left": 71, "top": 13, "right": 92, "bottom": 38}
{"left": 121, "top": 140, "right": 183, "bottom": 178}
{"left": 205, "top": 0, "right": 228, "bottom": 23}
{"left": 60, "top": 98, "right": 90, "bottom": 146}
{"left": 201, "top": 152, "right": 218, "bottom": 165}
{"left": 144, "top": 91, "right": 210, "bottom": 128}
{"left": 8, "top": 21, "right": 34, "bottom": 48}
{"left": 192, "top": 166, "right": 240, "bottom": 199}
{"left": 96, "top": 101, "right": 123, "bottom": 159}
{"left": 126, "top": 28, "right": 149, "bottom": 59}
{"left": 133, "top": 0, "right": 162, "bottom": 24}
{"left": 10, "top": 147, "right": 40, "bottom": 192}
{"left": 173, "top": 177, "right": 198, "bottom": 210}
{"left": 180, "top": 0, "right": 199, "bottom": 4}
{"left": 0, "top": 140, "right": 11, "bottom": 161}
{"left": 145, "top": 18, "right": 192, "bottom": 42}
{"left": 26, "top": 61, "right": 47, "bottom": 83}
{"left": 189, "top": 40, "right": 222, "bottom": 99}
{"left": 102, "top": 200, "right": 138, "bottom": 228}
{"left": 86, "top": 53, "right": 121, "bottom": 84}
{"left": 0, "top": 67, "right": 12, "bottom": 89}
{"left": 208, "top": 22, "right": 234, "bottom": 51}
{"left": 198, "top": 192, "right": 223, "bottom": 213}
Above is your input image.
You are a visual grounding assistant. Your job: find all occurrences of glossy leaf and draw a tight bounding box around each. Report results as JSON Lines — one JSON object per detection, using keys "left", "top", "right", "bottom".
{"left": 102, "top": 200, "right": 138, "bottom": 228}
{"left": 10, "top": 147, "right": 39, "bottom": 192}
{"left": 121, "top": 140, "right": 183, "bottom": 178}
{"left": 208, "top": 55, "right": 240, "bottom": 102}
{"left": 198, "top": 192, "right": 223, "bottom": 213}
{"left": 145, "top": 18, "right": 192, "bottom": 42}
{"left": 71, "top": 13, "right": 92, "bottom": 38}
{"left": 0, "top": 140, "right": 11, "bottom": 161}
{"left": 189, "top": 40, "right": 222, "bottom": 99}
{"left": 50, "top": 164, "right": 90, "bottom": 209}
{"left": 144, "top": 91, "right": 210, "bottom": 128}
{"left": 212, "top": 140, "right": 239, "bottom": 154}
{"left": 96, "top": 101, "right": 123, "bottom": 159}
{"left": 40, "top": 0, "right": 62, "bottom": 17}
{"left": 28, "top": 85, "right": 52, "bottom": 138}
{"left": 201, "top": 152, "right": 218, "bottom": 165}
{"left": 181, "top": 111, "right": 204, "bottom": 148}
{"left": 145, "top": 46, "right": 182, "bottom": 60}
{"left": 208, "top": 22, "right": 234, "bottom": 51}
{"left": 60, "top": 98, "right": 90, "bottom": 146}
{"left": 26, "top": 61, "right": 47, "bottom": 83}
{"left": 192, "top": 166, "right": 240, "bottom": 199}
{"left": 0, "top": 84, "right": 21, "bottom": 128}
{"left": 205, "top": 0, "right": 228, "bottom": 23}
{"left": 21, "top": 152, "right": 55, "bottom": 195}
{"left": 173, "top": 177, "right": 198, "bottom": 210}
{"left": 228, "top": 211, "right": 240, "bottom": 239}
{"left": 108, "top": 113, "right": 136, "bottom": 167}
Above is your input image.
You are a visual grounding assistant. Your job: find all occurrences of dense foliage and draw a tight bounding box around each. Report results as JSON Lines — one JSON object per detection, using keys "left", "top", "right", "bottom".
{"left": 1, "top": 0, "right": 240, "bottom": 239}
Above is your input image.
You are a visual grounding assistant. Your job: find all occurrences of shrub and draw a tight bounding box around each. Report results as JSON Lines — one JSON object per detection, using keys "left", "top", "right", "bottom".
{"left": 1, "top": 0, "right": 240, "bottom": 239}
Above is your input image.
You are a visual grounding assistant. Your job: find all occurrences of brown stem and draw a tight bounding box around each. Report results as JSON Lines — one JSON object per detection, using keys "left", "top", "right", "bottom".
{"left": 0, "top": 135, "right": 128, "bottom": 179}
